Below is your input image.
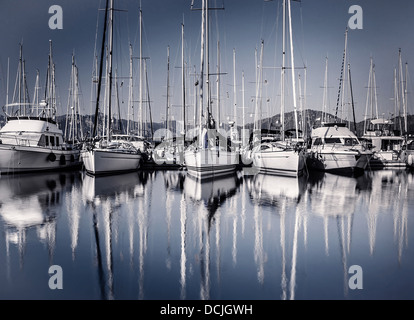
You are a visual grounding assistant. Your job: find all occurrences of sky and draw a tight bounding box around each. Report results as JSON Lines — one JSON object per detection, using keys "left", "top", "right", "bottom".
{"left": 0, "top": 0, "right": 413, "bottom": 128}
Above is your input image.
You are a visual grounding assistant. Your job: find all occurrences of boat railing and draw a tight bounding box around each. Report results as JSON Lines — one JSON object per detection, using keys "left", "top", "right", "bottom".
{"left": 2, "top": 102, "right": 56, "bottom": 124}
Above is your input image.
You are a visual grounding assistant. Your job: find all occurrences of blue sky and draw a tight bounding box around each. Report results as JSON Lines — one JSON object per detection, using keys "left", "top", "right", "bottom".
{"left": 0, "top": 0, "right": 413, "bottom": 126}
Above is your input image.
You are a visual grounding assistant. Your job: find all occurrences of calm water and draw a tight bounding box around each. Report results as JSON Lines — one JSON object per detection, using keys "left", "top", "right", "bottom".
{"left": 0, "top": 167, "right": 413, "bottom": 300}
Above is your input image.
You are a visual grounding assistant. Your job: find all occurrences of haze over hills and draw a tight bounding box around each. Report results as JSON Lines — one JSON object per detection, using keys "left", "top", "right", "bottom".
{"left": 1, "top": 109, "right": 413, "bottom": 142}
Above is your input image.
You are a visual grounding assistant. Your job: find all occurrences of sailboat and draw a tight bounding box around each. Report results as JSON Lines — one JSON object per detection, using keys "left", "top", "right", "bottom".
{"left": 111, "top": 9, "right": 153, "bottom": 164}
{"left": 81, "top": 0, "right": 141, "bottom": 175}
{"left": 361, "top": 50, "right": 407, "bottom": 168}
{"left": 152, "top": 22, "right": 187, "bottom": 169}
{"left": 251, "top": 0, "right": 306, "bottom": 177}
{"left": 184, "top": 0, "right": 238, "bottom": 179}
{"left": 306, "top": 30, "right": 372, "bottom": 175}
{"left": 0, "top": 42, "right": 81, "bottom": 174}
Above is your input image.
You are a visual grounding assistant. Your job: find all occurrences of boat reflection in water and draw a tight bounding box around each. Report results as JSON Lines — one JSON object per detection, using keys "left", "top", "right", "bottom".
{"left": 182, "top": 172, "right": 241, "bottom": 300}
{"left": 0, "top": 168, "right": 413, "bottom": 299}
{"left": 0, "top": 171, "right": 82, "bottom": 298}
{"left": 245, "top": 173, "right": 308, "bottom": 299}
{"left": 82, "top": 170, "right": 154, "bottom": 300}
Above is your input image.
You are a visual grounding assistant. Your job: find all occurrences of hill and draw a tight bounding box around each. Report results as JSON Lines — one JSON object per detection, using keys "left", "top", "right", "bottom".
{"left": 1, "top": 110, "right": 413, "bottom": 140}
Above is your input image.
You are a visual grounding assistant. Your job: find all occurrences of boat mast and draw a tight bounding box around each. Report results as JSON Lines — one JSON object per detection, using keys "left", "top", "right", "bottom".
{"left": 182, "top": 20, "right": 186, "bottom": 139}
{"left": 166, "top": 45, "right": 170, "bottom": 134}
{"left": 127, "top": 43, "right": 133, "bottom": 135}
{"left": 399, "top": 48, "right": 407, "bottom": 134}
{"left": 348, "top": 63, "right": 357, "bottom": 133}
{"left": 281, "top": 0, "right": 286, "bottom": 141}
{"left": 335, "top": 27, "right": 348, "bottom": 123}
{"left": 216, "top": 41, "right": 220, "bottom": 126}
{"left": 92, "top": 0, "right": 109, "bottom": 138}
{"left": 404, "top": 62, "right": 408, "bottom": 135}
{"left": 106, "top": 0, "right": 114, "bottom": 141}
{"left": 199, "top": 0, "right": 205, "bottom": 143}
{"left": 233, "top": 48, "right": 237, "bottom": 124}
{"left": 139, "top": 6, "right": 143, "bottom": 137}
{"left": 393, "top": 68, "right": 400, "bottom": 132}
{"left": 206, "top": 0, "right": 212, "bottom": 129}
{"left": 242, "top": 70, "right": 245, "bottom": 146}
{"left": 287, "top": 0, "right": 299, "bottom": 141}
{"left": 322, "top": 56, "right": 328, "bottom": 123}
{"left": 144, "top": 59, "right": 154, "bottom": 140}
{"left": 33, "top": 69, "right": 40, "bottom": 116}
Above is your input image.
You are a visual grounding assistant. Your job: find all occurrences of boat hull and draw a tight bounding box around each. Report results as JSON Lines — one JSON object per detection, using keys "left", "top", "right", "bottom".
{"left": 184, "top": 148, "right": 237, "bottom": 179}
{"left": 306, "top": 150, "right": 371, "bottom": 174}
{"left": 0, "top": 144, "right": 81, "bottom": 174}
{"left": 253, "top": 149, "right": 306, "bottom": 177}
{"left": 81, "top": 148, "right": 141, "bottom": 175}
{"left": 368, "top": 150, "right": 407, "bottom": 169}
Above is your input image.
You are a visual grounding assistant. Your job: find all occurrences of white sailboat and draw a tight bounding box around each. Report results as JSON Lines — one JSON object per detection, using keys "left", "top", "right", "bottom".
{"left": 251, "top": 0, "right": 306, "bottom": 177}
{"left": 0, "top": 42, "right": 81, "bottom": 174}
{"left": 184, "top": 0, "right": 238, "bottom": 179}
{"left": 361, "top": 51, "right": 407, "bottom": 168}
{"left": 81, "top": 0, "right": 141, "bottom": 175}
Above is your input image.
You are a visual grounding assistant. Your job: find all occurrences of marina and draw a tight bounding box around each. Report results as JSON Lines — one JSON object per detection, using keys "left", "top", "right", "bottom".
{"left": 1, "top": 0, "right": 414, "bottom": 301}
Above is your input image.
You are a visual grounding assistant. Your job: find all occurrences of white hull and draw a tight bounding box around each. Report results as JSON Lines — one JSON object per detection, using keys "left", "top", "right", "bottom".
{"left": 81, "top": 148, "right": 141, "bottom": 175}
{"left": 184, "top": 148, "right": 237, "bottom": 179}
{"left": 253, "top": 149, "right": 305, "bottom": 177}
{"left": 0, "top": 144, "right": 81, "bottom": 174}
{"left": 307, "top": 150, "right": 371, "bottom": 173}
{"left": 369, "top": 150, "right": 407, "bottom": 168}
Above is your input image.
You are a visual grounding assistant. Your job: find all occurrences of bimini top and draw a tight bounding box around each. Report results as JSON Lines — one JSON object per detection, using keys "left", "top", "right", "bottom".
{"left": 0, "top": 118, "right": 62, "bottom": 135}
{"left": 311, "top": 122, "right": 357, "bottom": 139}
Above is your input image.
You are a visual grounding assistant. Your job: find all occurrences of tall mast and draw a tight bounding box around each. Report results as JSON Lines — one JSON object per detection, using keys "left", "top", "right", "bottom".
{"left": 216, "top": 41, "right": 220, "bottom": 126}
{"left": 348, "top": 63, "right": 357, "bottom": 133}
{"left": 399, "top": 48, "right": 407, "bottom": 134}
{"left": 335, "top": 27, "right": 348, "bottom": 123}
{"left": 404, "top": 62, "right": 408, "bottom": 134}
{"left": 33, "top": 69, "right": 40, "bottom": 115}
{"left": 106, "top": 0, "right": 114, "bottom": 140}
{"left": 322, "top": 57, "right": 328, "bottom": 123}
{"left": 144, "top": 59, "right": 154, "bottom": 140}
{"left": 287, "top": 0, "right": 299, "bottom": 140}
{"left": 166, "top": 45, "right": 170, "bottom": 133}
{"left": 139, "top": 6, "right": 143, "bottom": 136}
{"left": 128, "top": 43, "right": 133, "bottom": 135}
{"left": 92, "top": 0, "right": 109, "bottom": 138}
{"left": 206, "top": 0, "right": 212, "bottom": 128}
{"left": 233, "top": 48, "right": 237, "bottom": 124}
{"left": 6, "top": 57, "right": 9, "bottom": 107}
{"left": 199, "top": 0, "right": 205, "bottom": 142}
{"left": 242, "top": 70, "right": 246, "bottom": 146}
{"left": 281, "top": 0, "right": 286, "bottom": 141}
{"left": 393, "top": 68, "right": 400, "bottom": 132}
{"left": 182, "top": 20, "right": 186, "bottom": 139}
{"left": 254, "top": 47, "right": 258, "bottom": 133}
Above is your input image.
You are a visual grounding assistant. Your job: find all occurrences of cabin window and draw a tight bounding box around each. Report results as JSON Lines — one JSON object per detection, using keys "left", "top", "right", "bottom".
{"left": 50, "top": 136, "right": 55, "bottom": 147}
{"left": 313, "top": 138, "right": 322, "bottom": 146}
{"left": 56, "top": 137, "right": 60, "bottom": 146}
{"left": 344, "top": 138, "right": 358, "bottom": 146}
{"left": 45, "top": 135, "right": 49, "bottom": 146}
{"left": 325, "top": 138, "right": 341, "bottom": 144}
{"left": 38, "top": 134, "right": 46, "bottom": 147}
{"left": 260, "top": 145, "right": 270, "bottom": 151}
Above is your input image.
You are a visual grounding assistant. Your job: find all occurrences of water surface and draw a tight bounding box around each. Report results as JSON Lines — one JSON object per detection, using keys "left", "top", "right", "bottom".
{"left": 0, "top": 168, "right": 413, "bottom": 300}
